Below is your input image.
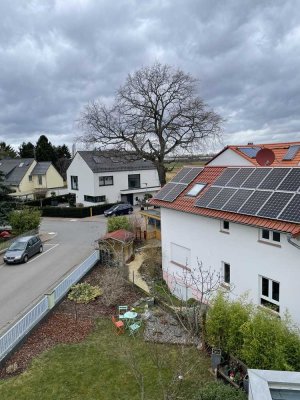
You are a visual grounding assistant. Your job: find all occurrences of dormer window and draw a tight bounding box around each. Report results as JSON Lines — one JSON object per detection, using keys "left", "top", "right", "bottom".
{"left": 186, "top": 183, "right": 206, "bottom": 196}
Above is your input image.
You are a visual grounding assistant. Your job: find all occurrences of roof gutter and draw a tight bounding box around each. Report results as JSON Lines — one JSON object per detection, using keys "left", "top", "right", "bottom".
{"left": 287, "top": 234, "right": 300, "bottom": 250}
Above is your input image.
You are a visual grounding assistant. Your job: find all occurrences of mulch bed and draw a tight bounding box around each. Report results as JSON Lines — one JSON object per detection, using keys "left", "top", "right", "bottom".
{"left": 0, "top": 264, "right": 142, "bottom": 379}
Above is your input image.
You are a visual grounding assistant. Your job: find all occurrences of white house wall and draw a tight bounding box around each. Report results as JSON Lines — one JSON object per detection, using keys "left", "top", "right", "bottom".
{"left": 161, "top": 207, "right": 300, "bottom": 325}
{"left": 208, "top": 148, "right": 253, "bottom": 166}
{"left": 67, "top": 153, "right": 95, "bottom": 204}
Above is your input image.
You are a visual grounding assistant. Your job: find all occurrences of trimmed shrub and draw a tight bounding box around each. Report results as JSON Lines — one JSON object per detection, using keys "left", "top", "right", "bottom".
{"left": 9, "top": 207, "right": 41, "bottom": 235}
{"left": 107, "top": 215, "right": 132, "bottom": 232}
{"left": 68, "top": 283, "right": 102, "bottom": 304}
{"left": 196, "top": 382, "right": 247, "bottom": 400}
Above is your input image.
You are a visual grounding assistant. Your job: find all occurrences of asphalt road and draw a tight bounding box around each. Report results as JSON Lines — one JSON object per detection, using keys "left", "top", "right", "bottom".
{"left": 0, "top": 216, "right": 107, "bottom": 334}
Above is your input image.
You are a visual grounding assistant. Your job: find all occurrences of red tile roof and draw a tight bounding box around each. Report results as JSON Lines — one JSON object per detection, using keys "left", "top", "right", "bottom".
{"left": 103, "top": 229, "right": 135, "bottom": 243}
{"left": 151, "top": 166, "right": 300, "bottom": 237}
{"left": 208, "top": 141, "right": 300, "bottom": 166}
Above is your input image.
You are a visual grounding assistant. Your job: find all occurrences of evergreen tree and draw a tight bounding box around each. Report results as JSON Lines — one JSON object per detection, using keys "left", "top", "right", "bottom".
{"left": 19, "top": 142, "right": 35, "bottom": 158}
{"left": 35, "top": 135, "right": 57, "bottom": 163}
{"left": 0, "top": 171, "right": 14, "bottom": 225}
{"left": 0, "top": 142, "right": 17, "bottom": 159}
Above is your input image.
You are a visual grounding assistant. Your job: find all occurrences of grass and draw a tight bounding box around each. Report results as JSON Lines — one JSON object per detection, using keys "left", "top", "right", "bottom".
{"left": 0, "top": 318, "right": 212, "bottom": 400}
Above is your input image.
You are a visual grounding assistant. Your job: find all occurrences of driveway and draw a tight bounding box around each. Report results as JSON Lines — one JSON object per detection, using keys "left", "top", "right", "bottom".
{"left": 0, "top": 215, "right": 107, "bottom": 334}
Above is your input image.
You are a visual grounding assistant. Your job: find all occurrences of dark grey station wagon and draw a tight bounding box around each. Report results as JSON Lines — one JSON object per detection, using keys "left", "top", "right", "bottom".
{"left": 3, "top": 235, "right": 43, "bottom": 264}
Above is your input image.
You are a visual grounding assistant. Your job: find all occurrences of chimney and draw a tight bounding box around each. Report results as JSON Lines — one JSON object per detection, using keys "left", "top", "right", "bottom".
{"left": 247, "top": 142, "right": 254, "bottom": 145}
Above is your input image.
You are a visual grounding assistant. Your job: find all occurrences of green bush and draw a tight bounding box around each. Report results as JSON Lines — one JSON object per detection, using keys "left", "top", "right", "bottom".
{"left": 205, "top": 293, "right": 300, "bottom": 371}
{"left": 9, "top": 207, "right": 41, "bottom": 235}
{"left": 195, "top": 382, "right": 247, "bottom": 400}
{"left": 107, "top": 215, "right": 132, "bottom": 232}
{"left": 68, "top": 283, "right": 102, "bottom": 304}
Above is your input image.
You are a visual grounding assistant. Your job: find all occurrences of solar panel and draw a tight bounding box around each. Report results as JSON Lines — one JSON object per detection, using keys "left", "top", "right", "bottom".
{"left": 283, "top": 145, "right": 300, "bottom": 161}
{"left": 213, "top": 168, "right": 240, "bottom": 186}
{"left": 277, "top": 169, "right": 300, "bottom": 192}
{"left": 222, "top": 189, "right": 254, "bottom": 212}
{"left": 163, "top": 183, "right": 187, "bottom": 202}
{"left": 208, "top": 188, "right": 237, "bottom": 209}
{"left": 195, "top": 187, "right": 222, "bottom": 208}
{"left": 171, "top": 167, "right": 192, "bottom": 183}
{"left": 226, "top": 168, "right": 255, "bottom": 188}
{"left": 279, "top": 194, "right": 300, "bottom": 223}
{"left": 258, "top": 168, "right": 291, "bottom": 190}
{"left": 179, "top": 167, "right": 203, "bottom": 184}
{"left": 257, "top": 192, "right": 294, "bottom": 219}
{"left": 237, "top": 147, "right": 261, "bottom": 158}
{"left": 154, "top": 182, "right": 177, "bottom": 200}
{"left": 242, "top": 168, "right": 272, "bottom": 188}
{"left": 239, "top": 190, "right": 273, "bottom": 215}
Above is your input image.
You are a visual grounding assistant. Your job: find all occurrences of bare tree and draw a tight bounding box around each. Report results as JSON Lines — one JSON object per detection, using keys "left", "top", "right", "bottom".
{"left": 79, "top": 63, "right": 222, "bottom": 185}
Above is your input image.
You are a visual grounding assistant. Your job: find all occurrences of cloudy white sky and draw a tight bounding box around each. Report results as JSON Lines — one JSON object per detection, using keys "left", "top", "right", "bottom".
{"left": 1, "top": 0, "right": 300, "bottom": 153}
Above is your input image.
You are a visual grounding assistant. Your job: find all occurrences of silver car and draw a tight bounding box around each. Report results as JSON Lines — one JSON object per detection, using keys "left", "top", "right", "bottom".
{"left": 3, "top": 235, "right": 43, "bottom": 264}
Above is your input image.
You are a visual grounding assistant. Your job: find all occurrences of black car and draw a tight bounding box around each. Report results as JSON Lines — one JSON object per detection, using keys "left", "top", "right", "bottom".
{"left": 104, "top": 203, "right": 133, "bottom": 217}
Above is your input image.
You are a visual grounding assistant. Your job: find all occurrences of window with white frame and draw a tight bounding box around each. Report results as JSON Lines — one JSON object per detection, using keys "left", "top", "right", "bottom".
{"left": 223, "top": 262, "right": 230, "bottom": 285}
{"left": 170, "top": 243, "right": 191, "bottom": 270}
{"left": 38, "top": 175, "right": 42, "bottom": 185}
{"left": 260, "top": 229, "right": 281, "bottom": 244}
{"left": 260, "top": 276, "right": 280, "bottom": 312}
{"left": 99, "top": 176, "right": 113, "bottom": 186}
{"left": 71, "top": 175, "right": 78, "bottom": 190}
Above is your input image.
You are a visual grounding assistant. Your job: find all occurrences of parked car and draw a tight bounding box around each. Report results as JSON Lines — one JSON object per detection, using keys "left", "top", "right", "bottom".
{"left": 104, "top": 203, "right": 133, "bottom": 217}
{"left": 3, "top": 235, "right": 43, "bottom": 264}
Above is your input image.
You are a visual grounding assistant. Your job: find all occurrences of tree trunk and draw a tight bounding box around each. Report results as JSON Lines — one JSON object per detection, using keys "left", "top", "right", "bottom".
{"left": 156, "top": 163, "right": 167, "bottom": 186}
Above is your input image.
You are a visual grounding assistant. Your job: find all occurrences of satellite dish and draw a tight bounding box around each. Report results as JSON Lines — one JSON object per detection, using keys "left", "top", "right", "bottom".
{"left": 256, "top": 148, "right": 275, "bottom": 166}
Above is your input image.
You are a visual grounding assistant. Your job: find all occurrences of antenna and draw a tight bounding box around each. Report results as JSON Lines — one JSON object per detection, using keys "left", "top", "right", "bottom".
{"left": 256, "top": 148, "right": 275, "bottom": 166}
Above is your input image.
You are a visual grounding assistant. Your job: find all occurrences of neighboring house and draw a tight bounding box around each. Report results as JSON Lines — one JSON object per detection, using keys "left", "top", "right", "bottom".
{"left": 151, "top": 165, "right": 300, "bottom": 325}
{"left": 0, "top": 158, "right": 65, "bottom": 199}
{"left": 207, "top": 141, "right": 300, "bottom": 166}
{"left": 67, "top": 151, "right": 161, "bottom": 206}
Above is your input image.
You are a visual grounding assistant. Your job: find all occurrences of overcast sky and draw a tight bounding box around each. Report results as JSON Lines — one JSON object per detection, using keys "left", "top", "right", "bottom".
{"left": 1, "top": 0, "right": 300, "bottom": 153}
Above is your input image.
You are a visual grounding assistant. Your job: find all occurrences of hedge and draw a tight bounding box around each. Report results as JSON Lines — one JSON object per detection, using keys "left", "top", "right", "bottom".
{"left": 41, "top": 203, "right": 117, "bottom": 218}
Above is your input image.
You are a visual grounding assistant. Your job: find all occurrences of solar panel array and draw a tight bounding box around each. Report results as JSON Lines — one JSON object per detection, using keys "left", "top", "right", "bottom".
{"left": 195, "top": 167, "right": 300, "bottom": 223}
{"left": 154, "top": 167, "right": 203, "bottom": 202}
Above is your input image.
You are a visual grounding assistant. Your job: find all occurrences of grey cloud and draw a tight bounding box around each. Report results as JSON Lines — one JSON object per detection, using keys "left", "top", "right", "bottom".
{"left": 1, "top": 0, "right": 300, "bottom": 151}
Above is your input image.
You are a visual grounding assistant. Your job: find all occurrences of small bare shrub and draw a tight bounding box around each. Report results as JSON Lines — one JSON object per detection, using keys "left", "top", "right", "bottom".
{"left": 101, "top": 268, "right": 128, "bottom": 307}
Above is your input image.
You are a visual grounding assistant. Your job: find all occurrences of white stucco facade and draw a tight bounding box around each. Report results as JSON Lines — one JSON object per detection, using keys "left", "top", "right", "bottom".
{"left": 67, "top": 152, "right": 160, "bottom": 206}
{"left": 160, "top": 207, "right": 300, "bottom": 325}
{"left": 208, "top": 148, "right": 253, "bottom": 166}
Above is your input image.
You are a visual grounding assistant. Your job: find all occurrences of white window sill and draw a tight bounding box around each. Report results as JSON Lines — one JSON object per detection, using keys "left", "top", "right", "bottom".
{"left": 220, "top": 230, "right": 230, "bottom": 234}
{"left": 258, "top": 304, "right": 280, "bottom": 318}
{"left": 170, "top": 261, "right": 191, "bottom": 272}
{"left": 220, "top": 282, "right": 230, "bottom": 290}
{"left": 258, "top": 239, "right": 281, "bottom": 248}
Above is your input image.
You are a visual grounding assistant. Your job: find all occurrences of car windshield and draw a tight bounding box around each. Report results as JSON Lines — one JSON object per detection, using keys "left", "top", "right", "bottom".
{"left": 8, "top": 241, "right": 27, "bottom": 251}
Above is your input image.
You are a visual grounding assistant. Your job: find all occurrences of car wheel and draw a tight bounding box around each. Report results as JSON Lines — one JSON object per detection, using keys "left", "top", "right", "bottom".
{"left": 23, "top": 255, "right": 28, "bottom": 263}
{"left": 112, "top": 213, "right": 116, "bottom": 217}
{"left": 128, "top": 209, "right": 133, "bottom": 214}
{"left": 39, "top": 245, "right": 43, "bottom": 253}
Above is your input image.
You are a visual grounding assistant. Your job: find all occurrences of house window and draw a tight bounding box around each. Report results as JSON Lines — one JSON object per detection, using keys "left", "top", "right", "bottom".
{"left": 28, "top": 175, "right": 32, "bottom": 181}
{"left": 99, "top": 176, "right": 113, "bottom": 186}
{"left": 170, "top": 243, "right": 191, "bottom": 270}
{"left": 223, "top": 262, "right": 230, "bottom": 284}
{"left": 186, "top": 183, "right": 206, "bottom": 196}
{"left": 84, "top": 195, "right": 106, "bottom": 203}
{"left": 260, "top": 229, "right": 281, "bottom": 244}
{"left": 71, "top": 176, "right": 78, "bottom": 190}
{"left": 221, "top": 220, "right": 230, "bottom": 232}
{"left": 260, "top": 276, "right": 280, "bottom": 312}
{"left": 38, "top": 175, "right": 42, "bottom": 185}
{"left": 128, "top": 174, "right": 140, "bottom": 189}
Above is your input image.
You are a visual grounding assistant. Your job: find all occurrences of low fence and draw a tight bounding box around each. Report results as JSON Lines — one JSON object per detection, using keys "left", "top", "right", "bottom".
{"left": 0, "top": 250, "right": 99, "bottom": 363}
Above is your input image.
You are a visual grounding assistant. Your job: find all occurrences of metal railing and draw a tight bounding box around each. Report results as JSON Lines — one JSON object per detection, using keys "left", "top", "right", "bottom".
{"left": 0, "top": 250, "right": 99, "bottom": 362}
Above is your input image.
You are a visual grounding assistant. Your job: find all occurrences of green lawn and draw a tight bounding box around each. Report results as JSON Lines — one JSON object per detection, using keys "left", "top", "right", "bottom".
{"left": 0, "top": 318, "right": 212, "bottom": 400}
